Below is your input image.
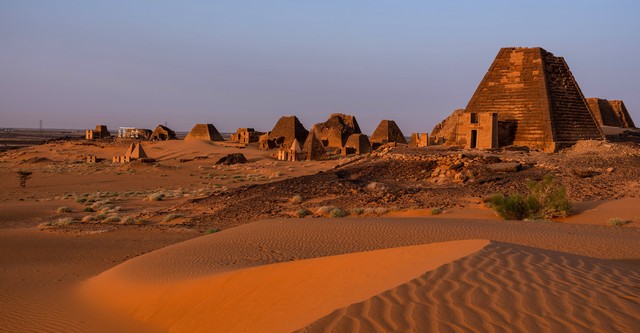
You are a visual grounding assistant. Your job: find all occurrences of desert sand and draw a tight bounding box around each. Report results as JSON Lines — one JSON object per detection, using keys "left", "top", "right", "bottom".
{"left": 2, "top": 217, "right": 638, "bottom": 332}
{"left": 1, "top": 137, "right": 640, "bottom": 332}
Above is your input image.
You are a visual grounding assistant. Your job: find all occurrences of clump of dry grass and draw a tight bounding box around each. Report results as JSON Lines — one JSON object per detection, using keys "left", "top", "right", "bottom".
{"left": 289, "top": 195, "right": 303, "bottom": 204}
{"left": 607, "top": 218, "right": 630, "bottom": 227}
{"left": 56, "top": 206, "right": 72, "bottom": 213}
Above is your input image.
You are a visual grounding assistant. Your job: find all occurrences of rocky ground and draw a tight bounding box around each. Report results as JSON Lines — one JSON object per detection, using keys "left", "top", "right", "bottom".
{"left": 147, "top": 140, "right": 640, "bottom": 231}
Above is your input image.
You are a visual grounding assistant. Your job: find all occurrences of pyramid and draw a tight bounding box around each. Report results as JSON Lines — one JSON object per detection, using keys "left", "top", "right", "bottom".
{"left": 184, "top": 124, "right": 224, "bottom": 141}
{"left": 344, "top": 133, "right": 372, "bottom": 154}
{"left": 302, "top": 128, "right": 326, "bottom": 160}
{"left": 312, "top": 113, "right": 362, "bottom": 148}
{"left": 586, "top": 98, "right": 623, "bottom": 127}
{"left": 266, "top": 116, "right": 309, "bottom": 149}
{"left": 370, "top": 120, "right": 407, "bottom": 148}
{"left": 125, "top": 142, "right": 148, "bottom": 159}
{"left": 453, "top": 47, "right": 603, "bottom": 151}
{"left": 609, "top": 100, "right": 635, "bottom": 128}
{"left": 150, "top": 125, "right": 176, "bottom": 141}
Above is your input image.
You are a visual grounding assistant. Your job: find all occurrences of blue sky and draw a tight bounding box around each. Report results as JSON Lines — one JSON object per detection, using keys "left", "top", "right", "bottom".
{"left": 1, "top": 0, "right": 639, "bottom": 134}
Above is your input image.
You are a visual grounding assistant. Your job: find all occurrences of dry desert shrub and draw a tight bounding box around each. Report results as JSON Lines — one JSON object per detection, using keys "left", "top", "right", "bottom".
{"left": 119, "top": 216, "right": 135, "bottom": 225}
{"left": 607, "top": 218, "right": 630, "bottom": 227}
{"left": 431, "top": 207, "right": 443, "bottom": 215}
{"left": 329, "top": 208, "right": 348, "bottom": 218}
{"left": 162, "top": 213, "right": 183, "bottom": 223}
{"left": 205, "top": 228, "right": 221, "bottom": 234}
{"left": 103, "top": 215, "right": 121, "bottom": 223}
{"left": 51, "top": 217, "right": 75, "bottom": 226}
{"left": 81, "top": 215, "right": 96, "bottom": 223}
{"left": 56, "top": 206, "right": 72, "bottom": 213}
{"left": 289, "top": 195, "right": 303, "bottom": 204}
{"left": 295, "top": 209, "right": 310, "bottom": 218}
{"left": 145, "top": 192, "right": 165, "bottom": 201}
{"left": 315, "top": 206, "right": 335, "bottom": 216}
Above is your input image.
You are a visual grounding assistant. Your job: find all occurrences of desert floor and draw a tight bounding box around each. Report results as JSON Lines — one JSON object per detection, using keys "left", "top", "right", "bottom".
{"left": 1, "top": 138, "right": 639, "bottom": 332}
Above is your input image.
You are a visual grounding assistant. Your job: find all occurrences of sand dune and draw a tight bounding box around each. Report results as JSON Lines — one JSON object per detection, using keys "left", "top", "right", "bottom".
{"left": 76, "top": 218, "right": 640, "bottom": 332}
{"left": 82, "top": 240, "right": 487, "bottom": 332}
{"left": 300, "top": 242, "right": 640, "bottom": 333}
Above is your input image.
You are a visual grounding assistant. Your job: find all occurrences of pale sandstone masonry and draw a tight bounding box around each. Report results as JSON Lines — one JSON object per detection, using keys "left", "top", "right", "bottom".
{"left": 454, "top": 47, "right": 603, "bottom": 152}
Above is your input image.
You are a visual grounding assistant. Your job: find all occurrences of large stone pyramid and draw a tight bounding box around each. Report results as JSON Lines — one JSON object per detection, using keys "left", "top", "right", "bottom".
{"left": 586, "top": 98, "right": 624, "bottom": 127}
{"left": 266, "top": 116, "right": 309, "bottom": 149}
{"left": 453, "top": 47, "right": 603, "bottom": 151}
{"left": 184, "top": 124, "right": 224, "bottom": 141}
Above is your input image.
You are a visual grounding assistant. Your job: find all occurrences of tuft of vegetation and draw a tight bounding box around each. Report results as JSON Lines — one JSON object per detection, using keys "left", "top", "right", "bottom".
{"left": 488, "top": 175, "right": 571, "bottom": 221}
{"left": 51, "top": 217, "right": 75, "bottom": 226}
{"left": 329, "top": 208, "right": 347, "bottom": 218}
{"left": 119, "top": 216, "right": 136, "bottom": 225}
{"left": 81, "top": 215, "right": 96, "bottom": 223}
{"left": 205, "top": 228, "right": 221, "bottom": 234}
{"left": 162, "top": 213, "right": 183, "bottom": 223}
{"left": 315, "top": 206, "right": 335, "bottom": 216}
{"left": 103, "top": 215, "right": 121, "bottom": 223}
{"left": 145, "top": 192, "right": 165, "bottom": 201}
{"left": 295, "top": 209, "right": 310, "bottom": 218}
{"left": 350, "top": 208, "right": 365, "bottom": 216}
{"left": 56, "top": 206, "right": 72, "bottom": 213}
{"left": 607, "top": 218, "right": 630, "bottom": 227}
{"left": 289, "top": 195, "right": 303, "bottom": 204}
{"left": 83, "top": 207, "right": 95, "bottom": 212}
{"left": 431, "top": 207, "right": 443, "bottom": 215}
{"left": 16, "top": 171, "right": 33, "bottom": 188}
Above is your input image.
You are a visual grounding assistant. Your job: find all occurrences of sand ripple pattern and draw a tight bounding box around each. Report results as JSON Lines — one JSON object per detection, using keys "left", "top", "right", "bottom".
{"left": 299, "top": 242, "right": 640, "bottom": 333}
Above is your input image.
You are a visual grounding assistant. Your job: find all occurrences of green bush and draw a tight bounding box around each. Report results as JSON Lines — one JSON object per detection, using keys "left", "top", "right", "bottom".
{"left": 295, "top": 209, "right": 310, "bottom": 218}
{"left": 489, "top": 194, "right": 532, "bottom": 220}
{"left": 205, "top": 228, "right": 221, "bottom": 234}
{"left": 525, "top": 175, "right": 571, "bottom": 219}
{"left": 329, "top": 208, "right": 347, "bottom": 218}
{"left": 488, "top": 175, "right": 571, "bottom": 220}
{"left": 431, "top": 207, "right": 443, "bottom": 215}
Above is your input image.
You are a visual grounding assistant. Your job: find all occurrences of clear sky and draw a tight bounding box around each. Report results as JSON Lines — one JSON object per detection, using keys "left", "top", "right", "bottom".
{"left": 1, "top": 0, "right": 639, "bottom": 134}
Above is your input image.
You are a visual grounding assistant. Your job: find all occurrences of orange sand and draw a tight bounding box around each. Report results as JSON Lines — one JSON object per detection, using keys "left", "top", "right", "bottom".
{"left": 82, "top": 240, "right": 487, "bottom": 333}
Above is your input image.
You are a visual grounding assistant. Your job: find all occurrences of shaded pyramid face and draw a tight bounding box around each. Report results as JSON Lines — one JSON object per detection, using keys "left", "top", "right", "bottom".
{"left": 185, "top": 124, "right": 224, "bottom": 141}
{"left": 370, "top": 120, "right": 407, "bottom": 147}
{"left": 302, "top": 129, "right": 326, "bottom": 160}
{"left": 268, "top": 116, "right": 309, "bottom": 149}
{"left": 463, "top": 47, "right": 602, "bottom": 151}
{"left": 125, "top": 142, "right": 148, "bottom": 159}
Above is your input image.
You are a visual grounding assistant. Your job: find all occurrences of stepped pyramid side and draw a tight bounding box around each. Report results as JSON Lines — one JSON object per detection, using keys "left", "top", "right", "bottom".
{"left": 609, "top": 100, "right": 636, "bottom": 128}
{"left": 586, "top": 98, "right": 622, "bottom": 127}
{"left": 541, "top": 50, "right": 603, "bottom": 146}
{"left": 459, "top": 47, "right": 602, "bottom": 151}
